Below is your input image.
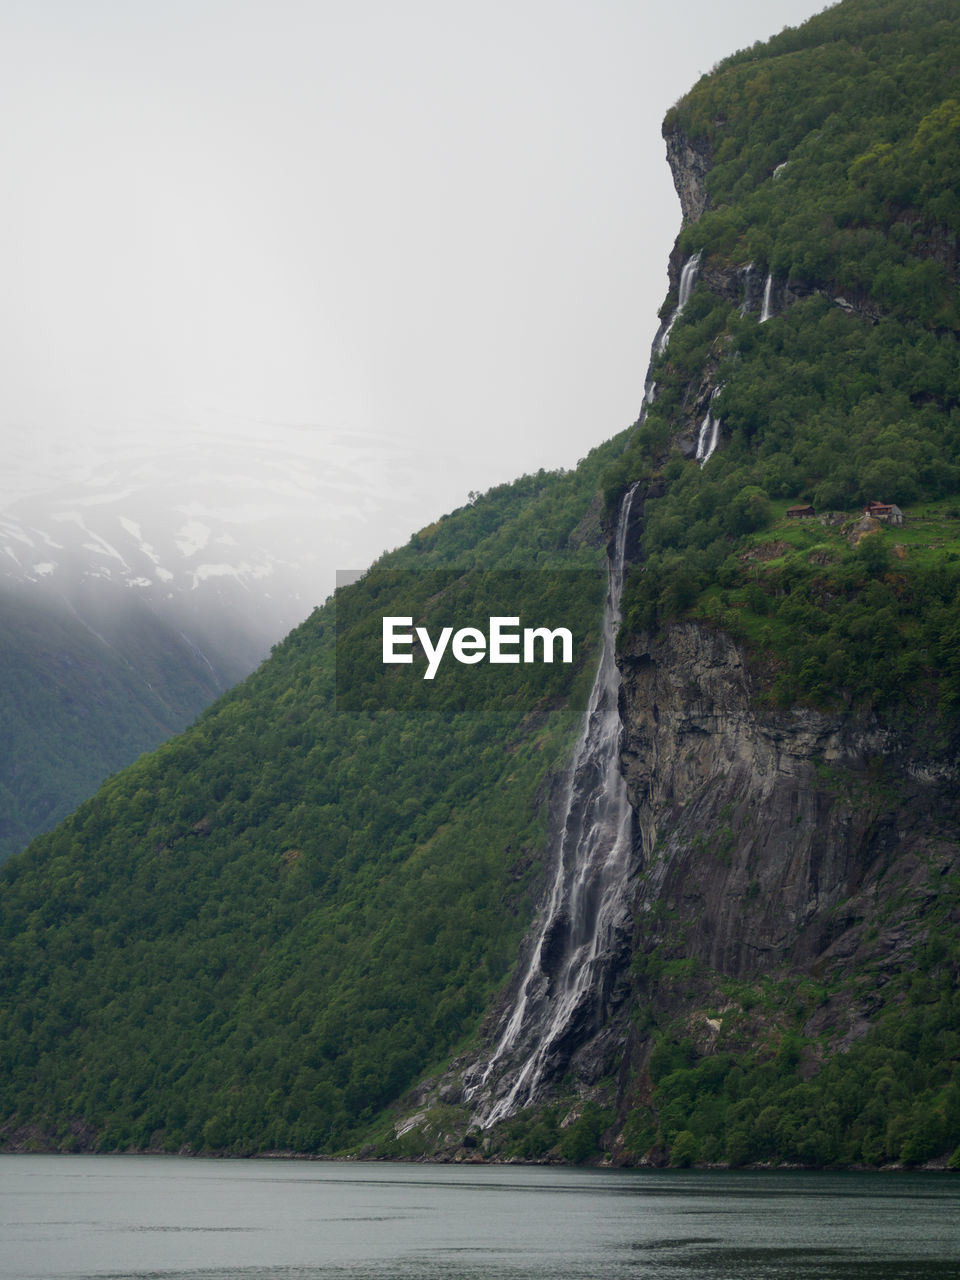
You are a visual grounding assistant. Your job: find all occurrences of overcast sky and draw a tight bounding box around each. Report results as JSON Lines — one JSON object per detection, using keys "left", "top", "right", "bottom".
{"left": 0, "top": 0, "right": 831, "bottom": 555}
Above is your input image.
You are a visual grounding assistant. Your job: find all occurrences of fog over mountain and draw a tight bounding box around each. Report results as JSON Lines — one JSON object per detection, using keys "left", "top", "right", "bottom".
{"left": 2, "top": 1, "right": 829, "bottom": 619}
{"left": 1, "top": 420, "right": 460, "bottom": 667}
{"left": 0, "top": 0, "right": 831, "bottom": 860}
{"left": 0, "top": 420, "right": 458, "bottom": 859}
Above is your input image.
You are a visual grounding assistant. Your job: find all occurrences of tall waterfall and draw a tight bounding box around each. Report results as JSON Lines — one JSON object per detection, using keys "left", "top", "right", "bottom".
{"left": 760, "top": 272, "right": 775, "bottom": 323}
{"left": 738, "top": 262, "right": 758, "bottom": 316}
{"left": 465, "top": 483, "right": 640, "bottom": 1127}
{"left": 696, "top": 386, "right": 722, "bottom": 466}
{"left": 656, "top": 252, "right": 701, "bottom": 355}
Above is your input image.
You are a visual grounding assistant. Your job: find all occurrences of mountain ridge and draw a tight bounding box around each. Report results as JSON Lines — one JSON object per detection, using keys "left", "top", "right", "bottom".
{"left": 2, "top": 0, "right": 960, "bottom": 1169}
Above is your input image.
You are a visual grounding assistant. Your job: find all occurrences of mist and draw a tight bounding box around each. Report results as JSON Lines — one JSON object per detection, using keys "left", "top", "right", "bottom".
{"left": 0, "top": 0, "right": 831, "bottom": 635}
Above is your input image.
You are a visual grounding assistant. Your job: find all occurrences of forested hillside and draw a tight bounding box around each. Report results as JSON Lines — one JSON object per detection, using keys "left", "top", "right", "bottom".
{"left": 2, "top": 0, "right": 959, "bottom": 1167}
{"left": 0, "top": 584, "right": 231, "bottom": 862}
{"left": 0, "top": 456, "right": 617, "bottom": 1154}
{"left": 0, "top": 456, "right": 328, "bottom": 863}
{"left": 611, "top": 0, "right": 960, "bottom": 714}
{"left": 597, "top": 0, "right": 960, "bottom": 1171}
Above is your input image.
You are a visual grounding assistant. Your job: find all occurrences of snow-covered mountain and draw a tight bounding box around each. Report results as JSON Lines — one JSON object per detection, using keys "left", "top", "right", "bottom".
{"left": 0, "top": 422, "right": 466, "bottom": 859}
{"left": 1, "top": 423, "right": 463, "bottom": 673}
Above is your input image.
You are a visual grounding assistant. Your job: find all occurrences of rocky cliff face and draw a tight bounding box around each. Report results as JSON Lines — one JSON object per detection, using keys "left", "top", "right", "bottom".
{"left": 663, "top": 128, "right": 711, "bottom": 229}
{"left": 619, "top": 621, "right": 957, "bottom": 1002}
{"left": 661, "top": 125, "right": 893, "bottom": 327}
{"left": 392, "top": 105, "right": 960, "bottom": 1171}
{"left": 609, "top": 616, "right": 960, "bottom": 1159}
{"left": 398, "top": 540, "right": 959, "bottom": 1164}
{"left": 601, "top": 133, "right": 960, "bottom": 1157}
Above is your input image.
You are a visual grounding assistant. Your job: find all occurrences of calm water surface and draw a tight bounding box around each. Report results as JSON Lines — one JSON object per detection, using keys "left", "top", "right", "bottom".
{"left": 0, "top": 1155, "right": 958, "bottom": 1280}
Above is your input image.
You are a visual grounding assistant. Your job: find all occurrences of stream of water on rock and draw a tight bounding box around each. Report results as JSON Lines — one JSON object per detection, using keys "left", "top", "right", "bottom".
{"left": 465, "top": 480, "right": 640, "bottom": 1125}
{"left": 760, "top": 272, "right": 775, "bottom": 323}
{"left": 466, "top": 242, "right": 726, "bottom": 1125}
{"left": 656, "top": 252, "right": 701, "bottom": 355}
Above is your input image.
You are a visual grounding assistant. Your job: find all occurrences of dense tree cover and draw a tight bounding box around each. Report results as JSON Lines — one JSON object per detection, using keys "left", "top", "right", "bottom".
{"left": 596, "top": 0, "right": 960, "bottom": 1166}
{"left": 612, "top": 0, "right": 960, "bottom": 717}
{"left": 0, "top": 445, "right": 621, "bottom": 1154}
{"left": 0, "top": 586, "right": 228, "bottom": 862}
{"left": 668, "top": 0, "right": 960, "bottom": 327}
{"left": 617, "top": 296, "right": 960, "bottom": 712}
{"left": 3, "top": 0, "right": 960, "bottom": 1168}
{"left": 625, "top": 901, "right": 960, "bottom": 1169}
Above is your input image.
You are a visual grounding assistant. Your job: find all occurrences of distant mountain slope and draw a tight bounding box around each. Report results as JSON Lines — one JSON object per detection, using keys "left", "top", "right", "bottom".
{"left": 0, "top": 423, "right": 457, "bottom": 859}
{"left": 2, "top": 0, "right": 960, "bottom": 1170}
{"left": 0, "top": 436, "right": 358, "bottom": 678}
{"left": 0, "top": 583, "right": 229, "bottom": 861}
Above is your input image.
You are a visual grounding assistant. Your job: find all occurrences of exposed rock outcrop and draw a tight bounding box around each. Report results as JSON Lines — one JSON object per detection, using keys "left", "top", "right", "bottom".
{"left": 615, "top": 621, "right": 959, "bottom": 1092}
{"left": 663, "top": 131, "right": 886, "bottom": 325}
{"left": 405, "top": 38, "right": 960, "bottom": 1167}
{"left": 664, "top": 128, "right": 712, "bottom": 228}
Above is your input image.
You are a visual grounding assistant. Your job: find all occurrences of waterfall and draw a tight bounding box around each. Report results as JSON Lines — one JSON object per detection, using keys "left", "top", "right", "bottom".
{"left": 677, "top": 252, "right": 701, "bottom": 308}
{"left": 760, "top": 273, "right": 775, "bottom": 323}
{"left": 696, "top": 387, "right": 722, "bottom": 466}
{"left": 656, "top": 252, "right": 701, "bottom": 355}
{"left": 465, "top": 483, "right": 639, "bottom": 1127}
{"left": 738, "top": 262, "right": 758, "bottom": 316}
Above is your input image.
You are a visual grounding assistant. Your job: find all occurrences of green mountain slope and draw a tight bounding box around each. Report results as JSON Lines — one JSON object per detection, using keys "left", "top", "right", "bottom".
{"left": 0, "top": 457, "right": 618, "bottom": 1154}
{"left": 0, "top": 584, "right": 232, "bottom": 863}
{"left": 612, "top": 0, "right": 960, "bottom": 717}
{"left": 2, "top": 0, "right": 960, "bottom": 1167}
{"left": 597, "top": 0, "right": 960, "bottom": 1171}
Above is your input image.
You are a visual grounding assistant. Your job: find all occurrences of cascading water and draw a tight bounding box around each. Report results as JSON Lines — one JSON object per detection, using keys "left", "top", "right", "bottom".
{"left": 738, "top": 262, "right": 758, "bottom": 317}
{"left": 656, "top": 252, "right": 701, "bottom": 355}
{"left": 696, "top": 386, "right": 722, "bottom": 466}
{"left": 463, "top": 249, "right": 724, "bottom": 1128}
{"left": 760, "top": 272, "right": 775, "bottom": 323}
{"left": 465, "top": 483, "right": 640, "bottom": 1127}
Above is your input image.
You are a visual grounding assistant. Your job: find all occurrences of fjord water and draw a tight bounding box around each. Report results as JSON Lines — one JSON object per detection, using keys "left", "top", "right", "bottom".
{"left": 2, "top": 1157, "right": 958, "bottom": 1280}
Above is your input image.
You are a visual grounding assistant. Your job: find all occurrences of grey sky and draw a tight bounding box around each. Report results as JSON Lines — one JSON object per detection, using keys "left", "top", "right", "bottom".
{"left": 1, "top": 0, "right": 831, "bottom": 563}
